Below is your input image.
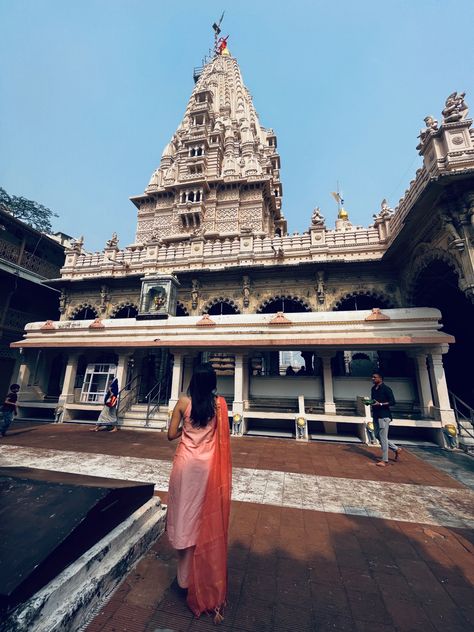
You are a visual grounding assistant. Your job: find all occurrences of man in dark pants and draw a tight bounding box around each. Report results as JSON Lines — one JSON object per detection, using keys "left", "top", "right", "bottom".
{"left": 370, "top": 373, "right": 402, "bottom": 467}
{"left": 1, "top": 383, "right": 20, "bottom": 437}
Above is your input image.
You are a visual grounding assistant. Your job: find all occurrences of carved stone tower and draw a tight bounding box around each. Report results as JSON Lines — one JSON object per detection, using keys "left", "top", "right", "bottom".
{"left": 131, "top": 43, "right": 286, "bottom": 244}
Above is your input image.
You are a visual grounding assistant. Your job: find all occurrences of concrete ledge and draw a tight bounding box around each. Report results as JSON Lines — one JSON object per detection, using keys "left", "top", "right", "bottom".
{"left": 2, "top": 498, "right": 167, "bottom": 632}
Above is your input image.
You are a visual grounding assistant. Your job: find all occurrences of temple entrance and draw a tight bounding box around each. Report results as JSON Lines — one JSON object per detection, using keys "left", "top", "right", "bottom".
{"left": 412, "top": 260, "right": 474, "bottom": 406}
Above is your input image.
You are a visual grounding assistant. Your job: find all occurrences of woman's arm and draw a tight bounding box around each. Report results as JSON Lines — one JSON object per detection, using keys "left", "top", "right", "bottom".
{"left": 168, "top": 397, "right": 189, "bottom": 441}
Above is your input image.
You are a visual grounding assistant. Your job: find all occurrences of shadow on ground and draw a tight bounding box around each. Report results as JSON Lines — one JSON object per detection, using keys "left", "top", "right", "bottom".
{"left": 86, "top": 501, "right": 474, "bottom": 632}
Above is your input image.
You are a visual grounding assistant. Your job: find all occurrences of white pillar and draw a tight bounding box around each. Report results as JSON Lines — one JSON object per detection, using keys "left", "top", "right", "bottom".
{"left": 427, "top": 346, "right": 455, "bottom": 423}
{"left": 319, "top": 352, "right": 337, "bottom": 434}
{"left": 17, "top": 360, "right": 31, "bottom": 392}
{"left": 242, "top": 354, "right": 249, "bottom": 408}
{"left": 233, "top": 353, "right": 244, "bottom": 414}
{"left": 321, "top": 353, "right": 336, "bottom": 414}
{"left": 182, "top": 354, "right": 197, "bottom": 395}
{"left": 168, "top": 352, "right": 183, "bottom": 410}
{"left": 413, "top": 351, "right": 433, "bottom": 417}
{"left": 115, "top": 353, "right": 128, "bottom": 392}
{"left": 59, "top": 352, "right": 79, "bottom": 405}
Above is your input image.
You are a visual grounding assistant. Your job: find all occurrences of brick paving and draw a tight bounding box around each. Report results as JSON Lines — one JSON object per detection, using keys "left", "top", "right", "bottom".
{"left": 1, "top": 422, "right": 474, "bottom": 632}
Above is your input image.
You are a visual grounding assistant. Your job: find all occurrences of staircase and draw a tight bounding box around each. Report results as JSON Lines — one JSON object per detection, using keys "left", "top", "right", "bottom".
{"left": 450, "top": 392, "right": 474, "bottom": 454}
{"left": 119, "top": 403, "right": 168, "bottom": 430}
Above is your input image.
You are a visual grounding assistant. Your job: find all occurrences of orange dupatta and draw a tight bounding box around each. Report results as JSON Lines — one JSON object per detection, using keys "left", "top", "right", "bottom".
{"left": 186, "top": 396, "right": 232, "bottom": 623}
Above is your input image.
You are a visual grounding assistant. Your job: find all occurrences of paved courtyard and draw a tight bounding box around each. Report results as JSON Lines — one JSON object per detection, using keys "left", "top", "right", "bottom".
{"left": 1, "top": 423, "right": 474, "bottom": 631}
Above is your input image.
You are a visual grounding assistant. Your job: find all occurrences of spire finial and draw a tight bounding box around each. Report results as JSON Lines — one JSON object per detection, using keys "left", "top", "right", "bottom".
{"left": 212, "top": 11, "right": 230, "bottom": 56}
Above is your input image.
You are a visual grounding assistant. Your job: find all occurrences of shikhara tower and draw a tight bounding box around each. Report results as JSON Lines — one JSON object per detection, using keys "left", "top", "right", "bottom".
{"left": 131, "top": 40, "right": 286, "bottom": 244}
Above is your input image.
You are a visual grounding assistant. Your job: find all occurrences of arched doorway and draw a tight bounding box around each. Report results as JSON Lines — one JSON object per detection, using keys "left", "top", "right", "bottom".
{"left": 412, "top": 259, "right": 474, "bottom": 405}
{"left": 111, "top": 304, "right": 138, "bottom": 318}
{"left": 258, "top": 296, "right": 311, "bottom": 313}
{"left": 71, "top": 305, "right": 98, "bottom": 320}
{"left": 206, "top": 300, "right": 240, "bottom": 315}
{"left": 333, "top": 292, "right": 393, "bottom": 311}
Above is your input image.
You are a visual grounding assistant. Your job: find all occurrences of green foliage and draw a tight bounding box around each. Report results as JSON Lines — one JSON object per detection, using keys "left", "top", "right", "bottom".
{"left": 0, "top": 187, "right": 58, "bottom": 233}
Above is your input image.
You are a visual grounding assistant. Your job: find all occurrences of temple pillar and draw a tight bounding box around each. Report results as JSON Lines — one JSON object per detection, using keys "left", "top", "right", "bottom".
{"left": 320, "top": 352, "right": 337, "bottom": 434}
{"left": 182, "top": 353, "right": 198, "bottom": 396}
{"left": 427, "top": 346, "right": 455, "bottom": 423}
{"left": 233, "top": 353, "right": 244, "bottom": 414}
{"left": 115, "top": 353, "right": 128, "bottom": 393}
{"left": 59, "top": 352, "right": 79, "bottom": 405}
{"left": 412, "top": 351, "right": 433, "bottom": 417}
{"left": 242, "top": 354, "right": 250, "bottom": 408}
{"left": 17, "top": 356, "right": 32, "bottom": 394}
{"left": 168, "top": 352, "right": 184, "bottom": 410}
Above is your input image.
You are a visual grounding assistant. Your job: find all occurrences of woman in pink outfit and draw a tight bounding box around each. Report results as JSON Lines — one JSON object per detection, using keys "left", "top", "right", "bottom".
{"left": 166, "top": 363, "right": 231, "bottom": 624}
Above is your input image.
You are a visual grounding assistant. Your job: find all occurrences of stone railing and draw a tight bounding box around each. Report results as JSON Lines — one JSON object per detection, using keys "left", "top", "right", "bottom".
{"left": 62, "top": 227, "right": 387, "bottom": 278}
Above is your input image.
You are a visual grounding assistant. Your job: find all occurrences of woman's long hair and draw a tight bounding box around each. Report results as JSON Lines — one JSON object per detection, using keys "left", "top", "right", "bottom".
{"left": 188, "top": 363, "right": 217, "bottom": 428}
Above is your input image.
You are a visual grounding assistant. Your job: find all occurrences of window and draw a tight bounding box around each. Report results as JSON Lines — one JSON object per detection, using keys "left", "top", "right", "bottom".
{"left": 80, "top": 363, "right": 117, "bottom": 403}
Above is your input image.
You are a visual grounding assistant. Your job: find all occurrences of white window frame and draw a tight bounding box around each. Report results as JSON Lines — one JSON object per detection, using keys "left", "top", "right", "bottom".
{"left": 80, "top": 363, "right": 117, "bottom": 403}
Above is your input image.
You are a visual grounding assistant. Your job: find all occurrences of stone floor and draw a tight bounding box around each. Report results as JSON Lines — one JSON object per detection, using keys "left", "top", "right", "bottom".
{"left": 1, "top": 423, "right": 474, "bottom": 632}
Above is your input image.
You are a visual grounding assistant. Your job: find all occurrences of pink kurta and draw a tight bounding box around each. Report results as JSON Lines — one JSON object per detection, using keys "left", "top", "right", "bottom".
{"left": 167, "top": 401, "right": 217, "bottom": 550}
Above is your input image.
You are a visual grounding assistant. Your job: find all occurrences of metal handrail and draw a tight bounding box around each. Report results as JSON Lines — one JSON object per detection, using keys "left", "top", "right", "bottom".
{"left": 117, "top": 374, "right": 141, "bottom": 417}
{"left": 145, "top": 373, "right": 171, "bottom": 427}
{"left": 449, "top": 391, "right": 474, "bottom": 440}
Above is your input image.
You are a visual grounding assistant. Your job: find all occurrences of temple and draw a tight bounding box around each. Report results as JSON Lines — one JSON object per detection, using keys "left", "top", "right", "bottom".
{"left": 11, "top": 39, "right": 474, "bottom": 447}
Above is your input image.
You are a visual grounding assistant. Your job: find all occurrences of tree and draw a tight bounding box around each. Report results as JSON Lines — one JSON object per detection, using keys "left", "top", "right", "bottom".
{"left": 0, "top": 187, "right": 58, "bottom": 233}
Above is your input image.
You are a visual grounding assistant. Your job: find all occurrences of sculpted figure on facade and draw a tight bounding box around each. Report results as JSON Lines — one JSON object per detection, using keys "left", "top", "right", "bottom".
{"left": 311, "top": 207, "right": 325, "bottom": 228}
{"left": 100, "top": 285, "right": 109, "bottom": 314}
{"left": 418, "top": 115, "right": 439, "bottom": 146}
{"left": 316, "top": 271, "right": 326, "bottom": 305}
{"left": 242, "top": 275, "right": 251, "bottom": 308}
{"left": 442, "top": 92, "right": 468, "bottom": 123}
{"left": 106, "top": 232, "right": 119, "bottom": 249}
{"left": 191, "top": 278, "right": 200, "bottom": 310}
{"left": 59, "top": 288, "right": 68, "bottom": 315}
{"left": 68, "top": 235, "right": 84, "bottom": 254}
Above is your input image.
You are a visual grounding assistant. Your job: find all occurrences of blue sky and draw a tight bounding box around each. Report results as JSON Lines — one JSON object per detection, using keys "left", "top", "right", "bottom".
{"left": 1, "top": 0, "right": 473, "bottom": 251}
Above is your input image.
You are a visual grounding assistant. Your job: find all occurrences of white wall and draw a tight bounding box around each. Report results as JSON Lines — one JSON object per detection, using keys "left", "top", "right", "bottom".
{"left": 333, "top": 377, "right": 416, "bottom": 401}
{"left": 250, "top": 376, "right": 323, "bottom": 398}
{"left": 248, "top": 375, "right": 416, "bottom": 402}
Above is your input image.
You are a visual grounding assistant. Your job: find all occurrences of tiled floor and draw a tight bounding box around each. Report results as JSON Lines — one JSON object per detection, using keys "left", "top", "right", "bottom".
{"left": 1, "top": 423, "right": 474, "bottom": 632}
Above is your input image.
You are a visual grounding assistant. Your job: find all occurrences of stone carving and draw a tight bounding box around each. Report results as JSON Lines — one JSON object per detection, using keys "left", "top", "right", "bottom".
{"left": 442, "top": 92, "right": 468, "bottom": 124}
{"left": 440, "top": 209, "right": 465, "bottom": 251}
{"left": 191, "top": 278, "right": 200, "bottom": 310}
{"left": 59, "top": 288, "right": 68, "bottom": 314}
{"left": 311, "top": 207, "right": 325, "bottom": 227}
{"left": 373, "top": 199, "right": 394, "bottom": 221}
{"left": 418, "top": 115, "right": 439, "bottom": 145}
{"left": 106, "top": 232, "right": 119, "bottom": 249}
{"left": 316, "top": 271, "right": 325, "bottom": 304}
{"left": 68, "top": 235, "right": 84, "bottom": 254}
{"left": 99, "top": 285, "right": 109, "bottom": 314}
{"left": 242, "top": 275, "right": 251, "bottom": 308}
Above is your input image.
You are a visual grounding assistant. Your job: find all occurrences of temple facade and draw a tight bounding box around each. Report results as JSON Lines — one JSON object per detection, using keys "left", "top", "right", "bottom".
{"left": 12, "top": 43, "right": 474, "bottom": 447}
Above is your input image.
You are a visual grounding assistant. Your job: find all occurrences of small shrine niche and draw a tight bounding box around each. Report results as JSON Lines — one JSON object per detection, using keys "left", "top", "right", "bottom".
{"left": 138, "top": 275, "right": 180, "bottom": 320}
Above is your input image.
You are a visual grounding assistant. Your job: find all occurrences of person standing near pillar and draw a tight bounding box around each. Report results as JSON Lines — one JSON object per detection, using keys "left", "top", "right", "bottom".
{"left": 369, "top": 373, "right": 401, "bottom": 466}
{"left": 1, "top": 384, "right": 20, "bottom": 437}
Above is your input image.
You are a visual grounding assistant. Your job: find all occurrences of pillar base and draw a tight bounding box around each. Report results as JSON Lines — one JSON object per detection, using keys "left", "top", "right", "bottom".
{"left": 324, "top": 402, "right": 336, "bottom": 414}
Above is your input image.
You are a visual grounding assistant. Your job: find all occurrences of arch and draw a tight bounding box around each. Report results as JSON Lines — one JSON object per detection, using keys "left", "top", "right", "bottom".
{"left": 257, "top": 294, "right": 312, "bottom": 314}
{"left": 405, "top": 246, "right": 464, "bottom": 306}
{"left": 203, "top": 297, "right": 240, "bottom": 315}
{"left": 70, "top": 303, "right": 98, "bottom": 320}
{"left": 409, "top": 256, "right": 474, "bottom": 405}
{"left": 176, "top": 302, "right": 189, "bottom": 317}
{"left": 331, "top": 290, "right": 395, "bottom": 312}
{"left": 110, "top": 302, "right": 139, "bottom": 319}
